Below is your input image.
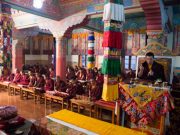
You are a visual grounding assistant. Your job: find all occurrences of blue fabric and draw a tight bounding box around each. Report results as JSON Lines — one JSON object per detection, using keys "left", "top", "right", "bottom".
{"left": 88, "top": 36, "right": 95, "bottom": 41}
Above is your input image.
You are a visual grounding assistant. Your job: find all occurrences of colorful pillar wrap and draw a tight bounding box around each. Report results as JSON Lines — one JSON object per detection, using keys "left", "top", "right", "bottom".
{"left": 0, "top": 3, "right": 13, "bottom": 69}
{"left": 87, "top": 31, "right": 95, "bottom": 69}
{"left": 102, "top": 0, "right": 125, "bottom": 101}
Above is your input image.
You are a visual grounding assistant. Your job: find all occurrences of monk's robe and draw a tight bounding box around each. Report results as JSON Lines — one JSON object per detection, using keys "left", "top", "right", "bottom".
{"left": 77, "top": 72, "right": 86, "bottom": 80}
{"left": 66, "top": 71, "right": 76, "bottom": 80}
{"left": 86, "top": 73, "right": 94, "bottom": 80}
{"left": 13, "top": 73, "right": 21, "bottom": 83}
{"left": 96, "top": 74, "right": 104, "bottom": 85}
{"left": 6, "top": 74, "right": 15, "bottom": 82}
{"left": 89, "top": 83, "right": 102, "bottom": 100}
{"left": 54, "top": 83, "right": 78, "bottom": 99}
{"left": 34, "top": 77, "right": 45, "bottom": 88}
{"left": 20, "top": 74, "right": 30, "bottom": 85}
{"left": 44, "top": 78, "right": 54, "bottom": 91}
{"left": 50, "top": 71, "right": 55, "bottom": 78}
{"left": 28, "top": 75, "right": 36, "bottom": 87}
{"left": 55, "top": 80, "right": 66, "bottom": 92}
{"left": 138, "top": 61, "right": 166, "bottom": 82}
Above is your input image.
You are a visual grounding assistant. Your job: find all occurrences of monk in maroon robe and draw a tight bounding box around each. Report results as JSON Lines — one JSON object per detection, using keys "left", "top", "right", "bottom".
{"left": 88, "top": 80, "right": 102, "bottom": 101}
{"left": 76, "top": 69, "right": 86, "bottom": 80}
{"left": 19, "top": 71, "right": 30, "bottom": 85}
{"left": 12, "top": 69, "right": 21, "bottom": 84}
{"left": 96, "top": 71, "right": 104, "bottom": 85}
{"left": 55, "top": 76, "right": 66, "bottom": 92}
{"left": 86, "top": 69, "right": 94, "bottom": 80}
{"left": 6, "top": 73, "right": 15, "bottom": 82}
{"left": 49, "top": 68, "right": 55, "bottom": 79}
{"left": 34, "top": 74, "right": 45, "bottom": 88}
{"left": 28, "top": 72, "right": 36, "bottom": 87}
{"left": 66, "top": 67, "right": 76, "bottom": 81}
{"left": 44, "top": 75, "right": 54, "bottom": 91}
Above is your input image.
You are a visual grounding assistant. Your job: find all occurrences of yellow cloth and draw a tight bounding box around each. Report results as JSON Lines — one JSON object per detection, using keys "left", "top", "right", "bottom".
{"left": 148, "top": 64, "right": 152, "bottom": 70}
{"left": 49, "top": 109, "right": 146, "bottom": 135}
{"left": 120, "top": 84, "right": 164, "bottom": 108}
{"left": 87, "top": 63, "right": 95, "bottom": 69}
{"left": 102, "top": 84, "right": 119, "bottom": 101}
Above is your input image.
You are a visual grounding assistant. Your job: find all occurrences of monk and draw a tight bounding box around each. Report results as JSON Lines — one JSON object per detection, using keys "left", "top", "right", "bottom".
{"left": 96, "top": 71, "right": 104, "bottom": 85}
{"left": 6, "top": 73, "right": 15, "bottom": 82}
{"left": 138, "top": 52, "right": 166, "bottom": 82}
{"left": 34, "top": 73, "right": 45, "bottom": 90}
{"left": 54, "top": 81, "right": 78, "bottom": 99}
{"left": 54, "top": 76, "right": 66, "bottom": 92}
{"left": 28, "top": 71, "right": 36, "bottom": 87}
{"left": 93, "top": 67, "right": 98, "bottom": 77}
{"left": 12, "top": 69, "right": 22, "bottom": 84}
{"left": 76, "top": 68, "right": 86, "bottom": 80}
{"left": 49, "top": 68, "right": 55, "bottom": 78}
{"left": 88, "top": 80, "right": 102, "bottom": 101}
{"left": 86, "top": 69, "right": 94, "bottom": 80}
{"left": 66, "top": 67, "right": 76, "bottom": 81}
{"left": 44, "top": 75, "right": 54, "bottom": 91}
{"left": 19, "top": 71, "right": 30, "bottom": 85}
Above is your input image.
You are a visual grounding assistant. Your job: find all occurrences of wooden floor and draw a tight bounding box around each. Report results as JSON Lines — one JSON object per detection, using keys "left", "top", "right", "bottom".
{"left": 0, "top": 89, "right": 60, "bottom": 121}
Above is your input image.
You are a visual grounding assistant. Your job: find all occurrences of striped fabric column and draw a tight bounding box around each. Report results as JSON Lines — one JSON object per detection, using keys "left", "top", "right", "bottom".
{"left": 87, "top": 31, "right": 95, "bottom": 69}
{"left": 101, "top": 0, "right": 125, "bottom": 101}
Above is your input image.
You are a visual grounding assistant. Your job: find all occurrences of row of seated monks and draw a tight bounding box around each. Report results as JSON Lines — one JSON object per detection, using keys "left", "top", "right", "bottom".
{"left": 0, "top": 65, "right": 103, "bottom": 101}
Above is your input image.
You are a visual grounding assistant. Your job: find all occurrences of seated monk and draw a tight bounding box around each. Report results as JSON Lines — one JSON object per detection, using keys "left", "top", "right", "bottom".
{"left": 28, "top": 71, "right": 36, "bottom": 87}
{"left": 12, "top": 69, "right": 22, "bottom": 84}
{"left": 19, "top": 71, "right": 30, "bottom": 85}
{"left": 88, "top": 80, "right": 102, "bottom": 101}
{"left": 54, "top": 81, "right": 78, "bottom": 99}
{"left": 96, "top": 71, "right": 104, "bottom": 85}
{"left": 86, "top": 69, "right": 94, "bottom": 80}
{"left": 138, "top": 52, "right": 166, "bottom": 82}
{"left": 49, "top": 68, "right": 55, "bottom": 79}
{"left": 34, "top": 73, "right": 45, "bottom": 93}
{"left": 6, "top": 73, "right": 15, "bottom": 82}
{"left": 66, "top": 67, "right": 76, "bottom": 81}
{"left": 76, "top": 68, "right": 86, "bottom": 80}
{"left": 54, "top": 76, "right": 66, "bottom": 92}
{"left": 44, "top": 75, "right": 54, "bottom": 91}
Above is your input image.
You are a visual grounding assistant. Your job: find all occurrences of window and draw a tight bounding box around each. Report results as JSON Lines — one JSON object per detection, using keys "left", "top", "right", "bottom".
{"left": 125, "top": 56, "right": 129, "bottom": 69}
{"left": 125, "top": 56, "right": 137, "bottom": 70}
{"left": 131, "top": 56, "right": 137, "bottom": 70}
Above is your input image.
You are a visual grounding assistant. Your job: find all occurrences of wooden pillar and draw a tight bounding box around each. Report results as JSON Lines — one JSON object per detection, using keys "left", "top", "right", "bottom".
{"left": 55, "top": 36, "right": 67, "bottom": 81}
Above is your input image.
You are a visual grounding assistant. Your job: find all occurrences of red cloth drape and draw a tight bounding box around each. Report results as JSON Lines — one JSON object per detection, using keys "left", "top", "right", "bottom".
{"left": 102, "top": 31, "right": 122, "bottom": 49}
{"left": 88, "top": 50, "right": 94, "bottom": 55}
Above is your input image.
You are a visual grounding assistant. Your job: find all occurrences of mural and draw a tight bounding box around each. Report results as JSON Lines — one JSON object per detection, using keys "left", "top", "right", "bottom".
{"left": 71, "top": 31, "right": 103, "bottom": 55}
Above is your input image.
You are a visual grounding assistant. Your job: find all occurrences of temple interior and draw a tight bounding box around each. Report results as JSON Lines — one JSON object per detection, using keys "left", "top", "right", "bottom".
{"left": 0, "top": 0, "right": 180, "bottom": 135}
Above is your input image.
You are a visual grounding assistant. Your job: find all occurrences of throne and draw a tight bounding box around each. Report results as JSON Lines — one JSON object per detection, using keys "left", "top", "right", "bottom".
{"left": 134, "top": 41, "right": 175, "bottom": 84}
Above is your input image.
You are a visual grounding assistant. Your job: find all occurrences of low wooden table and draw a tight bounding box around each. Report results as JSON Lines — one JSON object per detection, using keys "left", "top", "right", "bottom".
{"left": 95, "top": 100, "right": 120, "bottom": 125}
{"left": 70, "top": 98, "right": 95, "bottom": 117}
{"left": 45, "top": 93, "right": 68, "bottom": 109}
{"left": 20, "top": 87, "right": 35, "bottom": 101}
{"left": 0, "top": 81, "right": 10, "bottom": 91}
{"left": 8, "top": 83, "right": 21, "bottom": 96}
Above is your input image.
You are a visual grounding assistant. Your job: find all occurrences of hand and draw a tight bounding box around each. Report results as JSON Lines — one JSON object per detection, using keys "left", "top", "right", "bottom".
{"left": 148, "top": 70, "right": 154, "bottom": 76}
{"left": 139, "top": 64, "right": 144, "bottom": 72}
